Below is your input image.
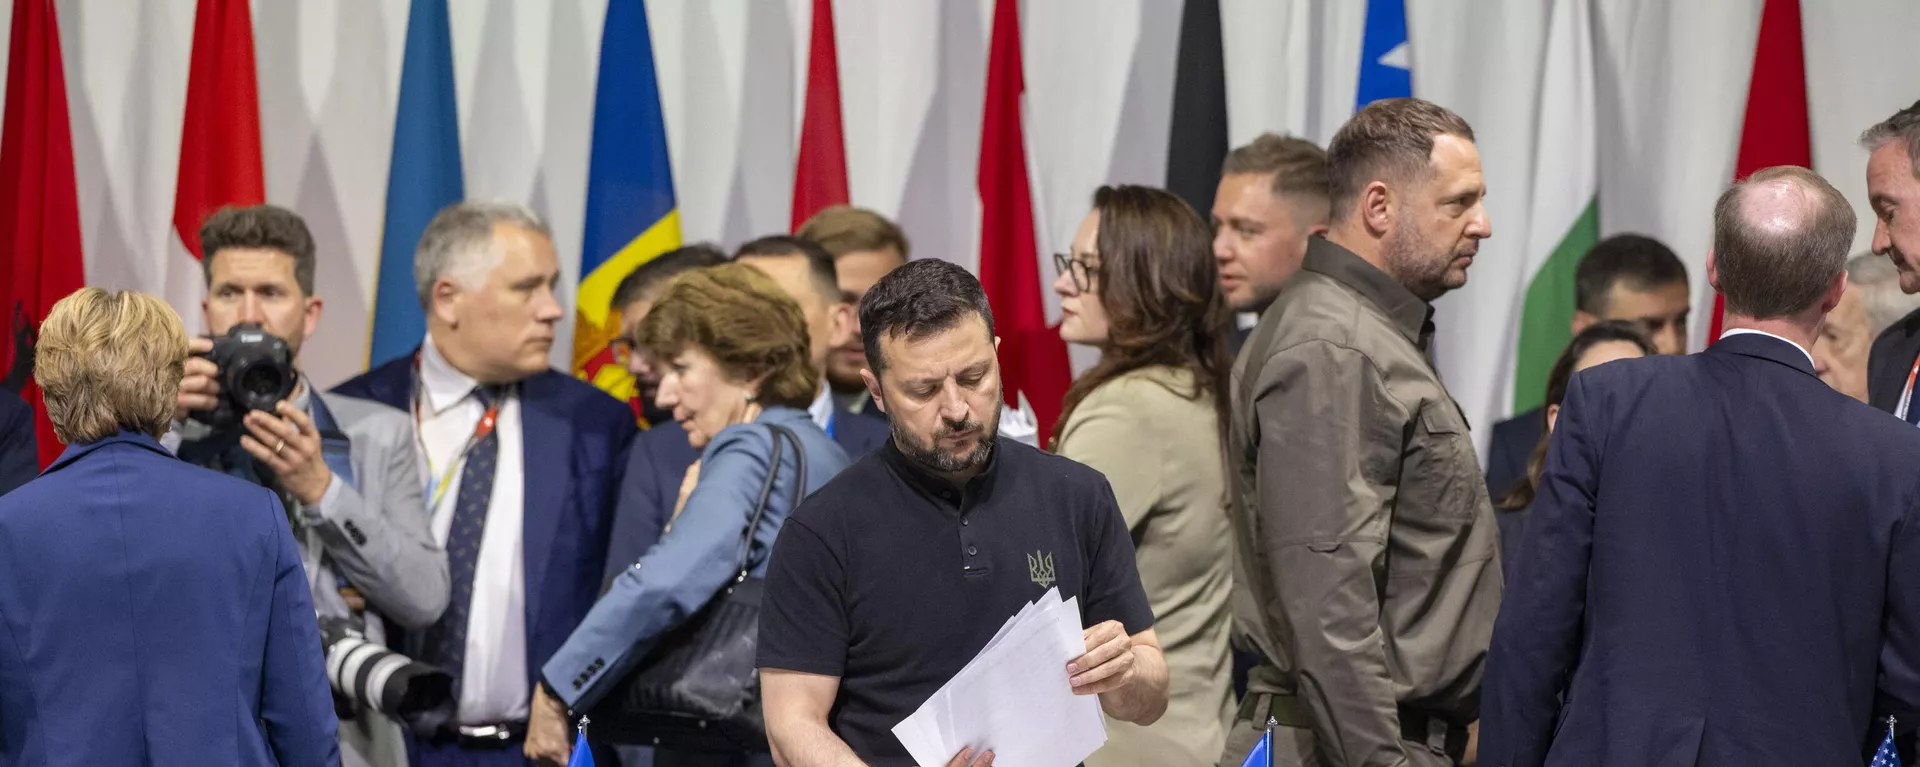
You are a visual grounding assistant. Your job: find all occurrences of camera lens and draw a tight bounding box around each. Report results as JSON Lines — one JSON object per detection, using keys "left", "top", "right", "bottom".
{"left": 238, "top": 362, "right": 285, "bottom": 400}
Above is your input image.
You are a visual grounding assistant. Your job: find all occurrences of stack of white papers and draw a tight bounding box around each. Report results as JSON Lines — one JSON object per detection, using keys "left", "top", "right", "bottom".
{"left": 892, "top": 588, "right": 1108, "bottom": 767}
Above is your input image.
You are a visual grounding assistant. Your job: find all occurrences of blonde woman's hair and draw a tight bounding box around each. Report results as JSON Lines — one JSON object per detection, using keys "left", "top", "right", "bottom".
{"left": 34, "top": 288, "right": 190, "bottom": 444}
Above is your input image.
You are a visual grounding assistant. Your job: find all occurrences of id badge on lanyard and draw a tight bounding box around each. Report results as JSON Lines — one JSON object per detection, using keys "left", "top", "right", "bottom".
{"left": 411, "top": 352, "right": 505, "bottom": 510}
{"left": 1896, "top": 353, "right": 1920, "bottom": 425}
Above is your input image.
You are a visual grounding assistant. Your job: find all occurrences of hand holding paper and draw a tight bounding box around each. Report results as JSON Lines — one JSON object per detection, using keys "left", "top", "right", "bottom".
{"left": 1068, "top": 620, "right": 1136, "bottom": 694}
{"left": 892, "top": 589, "right": 1108, "bottom": 767}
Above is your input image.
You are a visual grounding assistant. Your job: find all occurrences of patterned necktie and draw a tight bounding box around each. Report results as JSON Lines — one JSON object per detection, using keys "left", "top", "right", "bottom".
{"left": 422, "top": 384, "right": 506, "bottom": 691}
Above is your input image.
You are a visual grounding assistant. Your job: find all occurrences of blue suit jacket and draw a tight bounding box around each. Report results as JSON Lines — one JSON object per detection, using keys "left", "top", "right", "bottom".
{"left": 601, "top": 400, "right": 886, "bottom": 583}
{"left": 550, "top": 407, "right": 851, "bottom": 709}
{"left": 0, "top": 431, "right": 338, "bottom": 767}
{"left": 1481, "top": 334, "right": 1920, "bottom": 766}
{"left": 333, "top": 349, "right": 638, "bottom": 699}
{"left": 0, "top": 388, "right": 34, "bottom": 497}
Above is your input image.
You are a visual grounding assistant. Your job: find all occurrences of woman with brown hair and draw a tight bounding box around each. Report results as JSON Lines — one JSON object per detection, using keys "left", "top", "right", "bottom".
{"left": 1051, "top": 184, "right": 1236, "bottom": 766}
{"left": 534, "top": 263, "right": 851, "bottom": 767}
{"left": 1495, "top": 319, "right": 1656, "bottom": 581}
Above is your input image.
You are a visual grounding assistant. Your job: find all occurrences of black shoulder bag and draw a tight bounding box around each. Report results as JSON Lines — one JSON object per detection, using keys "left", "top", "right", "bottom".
{"left": 589, "top": 423, "right": 806, "bottom": 753}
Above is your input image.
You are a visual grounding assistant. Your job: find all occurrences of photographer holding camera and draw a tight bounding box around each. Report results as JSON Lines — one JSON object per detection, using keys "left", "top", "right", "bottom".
{"left": 170, "top": 205, "right": 453, "bottom": 767}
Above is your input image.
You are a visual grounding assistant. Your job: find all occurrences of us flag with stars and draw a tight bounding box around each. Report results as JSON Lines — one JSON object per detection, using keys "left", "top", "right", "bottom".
{"left": 1874, "top": 717, "right": 1903, "bottom": 767}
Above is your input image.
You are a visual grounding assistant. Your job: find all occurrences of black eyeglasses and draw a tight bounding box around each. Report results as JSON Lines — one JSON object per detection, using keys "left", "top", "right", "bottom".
{"left": 1053, "top": 252, "right": 1101, "bottom": 293}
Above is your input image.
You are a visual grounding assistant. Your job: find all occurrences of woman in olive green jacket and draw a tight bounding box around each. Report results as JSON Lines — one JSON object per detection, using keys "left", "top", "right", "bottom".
{"left": 1052, "top": 184, "right": 1237, "bottom": 767}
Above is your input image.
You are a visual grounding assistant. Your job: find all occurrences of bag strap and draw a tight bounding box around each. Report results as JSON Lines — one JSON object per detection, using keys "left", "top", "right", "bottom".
{"left": 731, "top": 422, "right": 807, "bottom": 582}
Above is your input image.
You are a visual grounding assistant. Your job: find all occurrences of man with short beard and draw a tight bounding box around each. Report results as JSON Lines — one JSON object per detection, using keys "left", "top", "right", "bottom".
{"left": 756, "top": 259, "right": 1170, "bottom": 767}
{"left": 1223, "top": 98, "right": 1500, "bottom": 767}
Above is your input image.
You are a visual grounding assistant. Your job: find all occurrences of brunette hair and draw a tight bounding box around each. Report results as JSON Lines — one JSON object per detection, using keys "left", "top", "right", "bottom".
{"left": 1054, "top": 185, "right": 1234, "bottom": 461}
{"left": 637, "top": 263, "right": 818, "bottom": 409}
{"left": 1498, "top": 320, "right": 1656, "bottom": 511}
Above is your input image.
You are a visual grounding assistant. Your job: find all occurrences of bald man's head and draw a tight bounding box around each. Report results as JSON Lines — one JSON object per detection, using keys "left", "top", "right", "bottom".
{"left": 1712, "top": 166, "right": 1857, "bottom": 319}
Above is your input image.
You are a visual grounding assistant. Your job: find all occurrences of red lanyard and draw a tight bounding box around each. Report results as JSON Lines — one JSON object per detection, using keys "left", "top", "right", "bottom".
{"left": 412, "top": 350, "right": 506, "bottom": 509}
{"left": 1898, "top": 352, "right": 1920, "bottom": 423}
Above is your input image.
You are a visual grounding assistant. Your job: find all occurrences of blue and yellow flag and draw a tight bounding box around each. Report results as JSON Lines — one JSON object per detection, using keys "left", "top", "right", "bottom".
{"left": 573, "top": 0, "right": 681, "bottom": 412}
{"left": 368, "top": 0, "right": 463, "bottom": 367}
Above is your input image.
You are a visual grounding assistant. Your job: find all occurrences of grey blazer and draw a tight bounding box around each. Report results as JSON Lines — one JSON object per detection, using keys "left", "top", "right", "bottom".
{"left": 172, "top": 388, "right": 449, "bottom": 635}
{"left": 171, "top": 386, "right": 447, "bottom": 767}
{"left": 302, "top": 390, "right": 449, "bottom": 636}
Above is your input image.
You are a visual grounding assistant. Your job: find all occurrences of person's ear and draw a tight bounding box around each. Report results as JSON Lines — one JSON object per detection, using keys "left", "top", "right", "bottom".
{"left": 431, "top": 279, "right": 463, "bottom": 326}
{"left": 303, "top": 295, "right": 324, "bottom": 343}
{"left": 1705, "top": 249, "right": 1720, "bottom": 293}
{"left": 1547, "top": 403, "right": 1562, "bottom": 433}
{"left": 1361, "top": 181, "right": 1394, "bottom": 237}
{"left": 1571, "top": 310, "right": 1597, "bottom": 335}
{"left": 860, "top": 368, "right": 887, "bottom": 415}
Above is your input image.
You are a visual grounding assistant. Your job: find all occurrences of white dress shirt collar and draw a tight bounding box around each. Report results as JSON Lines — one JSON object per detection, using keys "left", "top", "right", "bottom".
{"left": 808, "top": 382, "right": 835, "bottom": 433}
{"left": 420, "top": 335, "right": 481, "bottom": 415}
{"left": 1718, "top": 328, "right": 1816, "bottom": 369}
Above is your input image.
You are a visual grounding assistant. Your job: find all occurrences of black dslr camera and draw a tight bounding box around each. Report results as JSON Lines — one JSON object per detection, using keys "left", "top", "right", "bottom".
{"left": 189, "top": 322, "right": 297, "bottom": 430}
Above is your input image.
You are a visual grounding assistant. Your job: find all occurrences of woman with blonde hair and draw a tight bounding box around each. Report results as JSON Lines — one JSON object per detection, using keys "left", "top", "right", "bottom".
{"left": 0, "top": 288, "right": 337, "bottom": 766}
{"left": 534, "top": 263, "right": 851, "bottom": 767}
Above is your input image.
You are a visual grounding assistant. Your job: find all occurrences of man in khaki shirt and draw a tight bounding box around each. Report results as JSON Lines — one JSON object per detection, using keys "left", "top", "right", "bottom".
{"left": 1222, "top": 97, "right": 1502, "bottom": 767}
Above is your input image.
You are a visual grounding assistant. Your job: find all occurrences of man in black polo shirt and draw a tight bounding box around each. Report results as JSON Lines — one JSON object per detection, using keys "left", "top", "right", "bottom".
{"left": 759, "top": 259, "right": 1168, "bottom": 767}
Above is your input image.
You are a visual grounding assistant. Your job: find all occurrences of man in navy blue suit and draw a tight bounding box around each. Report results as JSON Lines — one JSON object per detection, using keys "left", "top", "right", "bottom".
{"left": 334, "top": 202, "right": 636, "bottom": 766}
{"left": 601, "top": 235, "right": 888, "bottom": 584}
{"left": 1481, "top": 166, "right": 1920, "bottom": 766}
{"left": 0, "top": 386, "right": 34, "bottom": 496}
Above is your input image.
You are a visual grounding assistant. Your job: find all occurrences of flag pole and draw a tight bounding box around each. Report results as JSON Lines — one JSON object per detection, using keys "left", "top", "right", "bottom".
{"left": 1265, "top": 715, "right": 1276, "bottom": 767}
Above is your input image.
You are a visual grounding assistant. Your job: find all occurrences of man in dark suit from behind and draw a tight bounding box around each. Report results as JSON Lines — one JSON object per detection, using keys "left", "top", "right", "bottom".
{"left": 1481, "top": 166, "right": 1920, "bottom": 766}
{"left": 0, "top": 386, "right": 34, "bottom": 496}
{"left": 1859, "top": 102, "right": 1920, "bottom": 417}
{"left": 333, "top": 202, "right": 638, "bottom": 765}
{"left": 1484, "top": 234, "right": 1689, "bottom": 502}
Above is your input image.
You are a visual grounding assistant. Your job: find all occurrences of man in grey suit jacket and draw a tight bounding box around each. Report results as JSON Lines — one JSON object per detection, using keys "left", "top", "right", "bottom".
{"left": 170, "top": 205, "right": 450, "bottom": 767}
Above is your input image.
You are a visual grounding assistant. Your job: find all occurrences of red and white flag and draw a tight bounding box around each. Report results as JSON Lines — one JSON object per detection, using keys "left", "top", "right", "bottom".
{"left": 1708, "top": 0, "right": 1810, "bottom": 343}
{"left": 978, "top": 0, "right": 1070, "bottom": 446}
{"left": 174, "top": 0, "right": 265, "bottom": 261}
{"left": 792, "top": 0, "right": 850, "bottom": 230}
{"left": 0, "top": 0, "right": 86, "bottom": 466}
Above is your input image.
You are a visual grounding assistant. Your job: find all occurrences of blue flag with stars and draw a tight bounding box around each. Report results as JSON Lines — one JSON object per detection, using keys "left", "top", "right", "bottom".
{"left": 1875, "top": 718, "right": 1903, "bottom": 767}
{"left": 1355, "top": 0, "right": 1411, "bottom": 110}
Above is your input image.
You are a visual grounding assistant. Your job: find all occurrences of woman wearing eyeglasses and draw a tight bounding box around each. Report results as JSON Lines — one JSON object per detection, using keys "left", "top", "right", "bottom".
{"left": 1051, "top": 184, "right": 1237, "bottom": 767}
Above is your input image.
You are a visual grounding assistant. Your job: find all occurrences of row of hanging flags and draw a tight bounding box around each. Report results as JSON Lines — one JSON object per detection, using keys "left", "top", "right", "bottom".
{"left": 0, "top": 0, "right": 1815, "bottom": 468}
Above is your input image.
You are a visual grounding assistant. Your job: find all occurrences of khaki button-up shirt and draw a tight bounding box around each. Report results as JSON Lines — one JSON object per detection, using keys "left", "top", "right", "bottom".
{"left": 1229, "top": 236, "right": 1502, "bottom": 766}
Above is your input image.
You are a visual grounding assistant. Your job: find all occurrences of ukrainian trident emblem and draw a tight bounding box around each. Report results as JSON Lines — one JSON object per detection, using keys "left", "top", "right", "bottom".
{"left": 1027, "top": 550, "right": 1056, "bottom": 589}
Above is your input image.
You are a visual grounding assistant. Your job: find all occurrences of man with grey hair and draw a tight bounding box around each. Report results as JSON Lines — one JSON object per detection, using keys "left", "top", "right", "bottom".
{"left": 336, "top": 201, "right": 638, "bottom": 765}
{"left": 1858, "top": 101, "right": 1920, "bottom": 415}
{"left": 1483, "top": 166, "right": 1920, "bottom": 765}
{"left": 1211, "top": 133, "right": 1331, "bottom": 351}
{"left": 1815, "top": 253, "right": 1920, "bottom": 402}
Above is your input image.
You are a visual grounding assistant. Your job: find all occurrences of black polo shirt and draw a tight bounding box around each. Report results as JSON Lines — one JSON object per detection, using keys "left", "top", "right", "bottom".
{"left": 758, "top": 436, "right": 1154, "bottom": 767}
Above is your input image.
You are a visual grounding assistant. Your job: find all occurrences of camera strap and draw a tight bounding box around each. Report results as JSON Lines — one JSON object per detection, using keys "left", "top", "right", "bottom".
{"left": 307, "top": 391, "right": 357, "bottom": 491}
{"left": 307, "top": 389, "right": 367, "bottom": 611}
